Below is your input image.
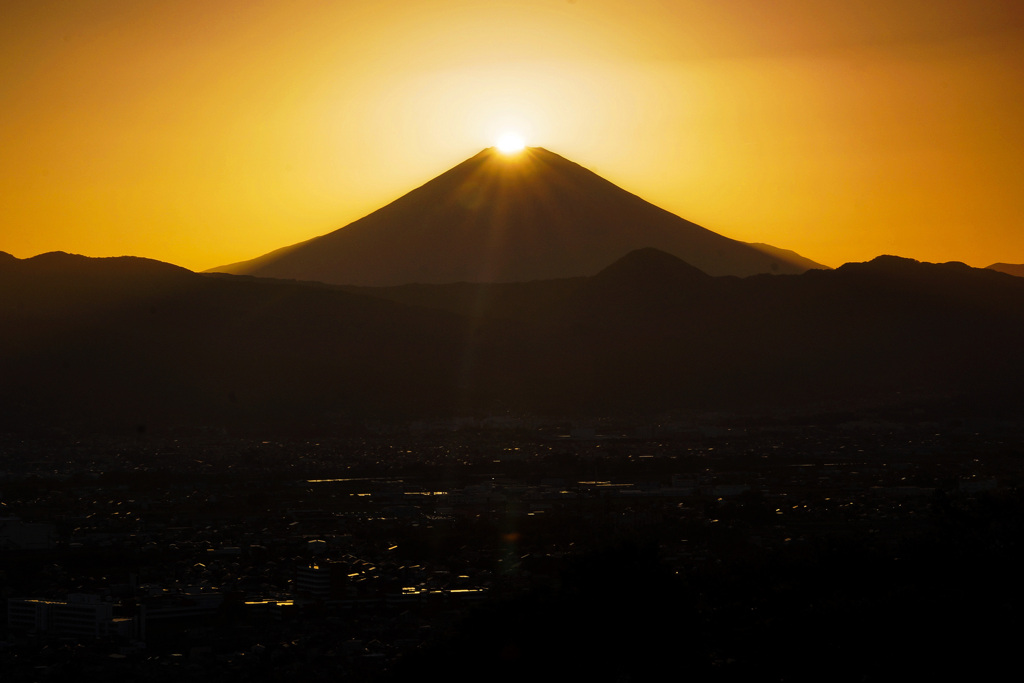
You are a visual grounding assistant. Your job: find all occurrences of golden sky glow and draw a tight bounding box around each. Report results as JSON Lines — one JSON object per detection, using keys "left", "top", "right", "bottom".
{"left": 2, "top": 0, "right": 1023, "bottom": 271}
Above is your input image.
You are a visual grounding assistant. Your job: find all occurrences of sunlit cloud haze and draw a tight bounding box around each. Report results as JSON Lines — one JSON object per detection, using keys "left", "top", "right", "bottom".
{"left": 2, "top": 0, "right": 1022, "bottom": 271}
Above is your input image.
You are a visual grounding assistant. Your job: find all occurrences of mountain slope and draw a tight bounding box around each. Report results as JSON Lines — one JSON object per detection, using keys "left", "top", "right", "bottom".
{"left": 987, "top": 263, "right": 1024, "bottom": 278}
{"left": 210, "top": 147, "right": 825, "bottom": 285}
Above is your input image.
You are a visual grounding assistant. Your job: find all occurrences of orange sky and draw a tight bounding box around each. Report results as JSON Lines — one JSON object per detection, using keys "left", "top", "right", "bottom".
{"left": 2, "top": 0, "right": 1022, "bottom": 271}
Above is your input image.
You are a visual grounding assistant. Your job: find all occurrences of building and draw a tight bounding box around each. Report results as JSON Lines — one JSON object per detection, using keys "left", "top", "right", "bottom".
{"left": 295, "top": 561, "right": 349, "bottom": 600}
{"left": 7, "top": 594, "right": 130, "bottom": 639}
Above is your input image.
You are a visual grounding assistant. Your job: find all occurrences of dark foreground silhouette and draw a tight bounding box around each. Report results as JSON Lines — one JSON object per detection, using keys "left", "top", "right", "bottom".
{"left": 2, "top": 249, "right": 1024, "bottom": 435}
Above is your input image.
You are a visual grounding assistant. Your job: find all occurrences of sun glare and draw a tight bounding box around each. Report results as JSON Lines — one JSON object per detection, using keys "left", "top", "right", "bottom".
{"left": 496, "top": 132, "right": 526, "bottom": 154}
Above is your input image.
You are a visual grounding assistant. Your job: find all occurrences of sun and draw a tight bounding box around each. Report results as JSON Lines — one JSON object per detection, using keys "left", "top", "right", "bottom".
{"left": 495, "top": 132, "right": 526, "bottom": 154}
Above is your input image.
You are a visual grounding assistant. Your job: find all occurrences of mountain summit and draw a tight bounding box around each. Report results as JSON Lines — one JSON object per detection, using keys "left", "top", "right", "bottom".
{"left": 209, "top": 147, "right": 823, "bottom": 286}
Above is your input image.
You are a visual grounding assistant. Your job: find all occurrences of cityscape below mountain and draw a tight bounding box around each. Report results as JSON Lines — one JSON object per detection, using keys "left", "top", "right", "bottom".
{"left": 3, "top": 147, "right": 1023, "bottom": 682}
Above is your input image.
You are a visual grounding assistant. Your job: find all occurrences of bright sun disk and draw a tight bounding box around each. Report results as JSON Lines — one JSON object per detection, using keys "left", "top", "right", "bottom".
{"left": 496, "top": 132, "right": 526, "bottom": 154}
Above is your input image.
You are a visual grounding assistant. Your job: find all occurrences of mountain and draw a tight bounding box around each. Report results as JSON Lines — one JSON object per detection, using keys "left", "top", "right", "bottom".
{"left": 744, "top": 242, "right": 827, "bottom": 271}
{"left": 987, "top": 263, "right": 1024, "bottom": 277}
{"left": 209, "top": 147, "right": 826, "bottom": 286}
{"left": 3, "top": 251, "right": 1023, "bottom": 435}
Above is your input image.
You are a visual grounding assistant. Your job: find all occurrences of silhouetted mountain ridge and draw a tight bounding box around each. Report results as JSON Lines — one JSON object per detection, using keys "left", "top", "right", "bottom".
{"left": 2, "top": 250, "right": 1023, "bottom": 434}
{"left": 1, "top": 251, "right": 191, "bottom": 282}
{"left": 592, "top": 247, "right": 711, "bottom": 285}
